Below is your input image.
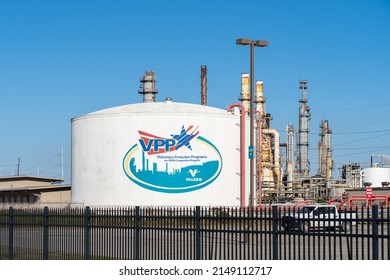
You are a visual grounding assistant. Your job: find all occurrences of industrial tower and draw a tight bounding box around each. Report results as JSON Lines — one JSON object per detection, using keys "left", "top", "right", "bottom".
{"left": 297, "top": 80, "right": 311, "bottom": 177}
{"left": 318, "top": 120, "right": 333, "bottom": 180}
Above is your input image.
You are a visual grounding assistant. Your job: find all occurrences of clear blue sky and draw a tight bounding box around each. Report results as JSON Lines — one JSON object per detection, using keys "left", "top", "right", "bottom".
{"left": 1, "top": 0, "right": 389, "bottom": 183}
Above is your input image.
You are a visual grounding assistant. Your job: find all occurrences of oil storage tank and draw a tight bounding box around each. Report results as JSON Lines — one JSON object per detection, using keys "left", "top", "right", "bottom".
{"left": 362, "top": 167, "right": 390, "bottom": 188}
{"left": 71, "top": 101, "right": 250, "bottom": 207}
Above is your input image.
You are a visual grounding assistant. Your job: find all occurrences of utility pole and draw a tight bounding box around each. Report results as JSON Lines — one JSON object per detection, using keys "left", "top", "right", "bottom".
{"left": 17, "top": 158, "right": 20, "bottom": 176}
{"left": 61, "top": 146, "right": 64, "bottom": 184}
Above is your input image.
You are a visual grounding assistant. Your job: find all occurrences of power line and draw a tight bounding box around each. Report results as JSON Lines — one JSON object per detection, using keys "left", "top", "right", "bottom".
{"left": 333, "top": 147, "right": 390, "bottom": 157}
{"left": 333, "top": 129, "right": 390, "bottom": 135}
{"left": 313, "top": 103, "right": 390, "bottom": 114}
{"left": 333, "top": 132, "right": 390, "bottom": 147}
{"left": 273, "top": 103, "right": 390, "bottom": 117}
{"left": 334, "top": 146, "right": 390, "bottom": 150}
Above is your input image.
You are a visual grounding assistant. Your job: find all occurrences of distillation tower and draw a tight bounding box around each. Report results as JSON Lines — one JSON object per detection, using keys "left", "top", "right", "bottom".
{"left": 297, "top": 80, "right": 311, "bottom": 178}
{"left": 288, "top": 81, "right": 336, "bottom": 200}
{"left": 318, "top": 120, "right": 333, "bottom": 180}
{"left": 138, "top": 71, "right": 158, "bottom": 103}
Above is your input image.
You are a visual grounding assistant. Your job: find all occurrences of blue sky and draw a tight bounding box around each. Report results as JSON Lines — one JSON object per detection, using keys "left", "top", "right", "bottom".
{"left": 1, "top": 0, "right": 389, "bottom": 183}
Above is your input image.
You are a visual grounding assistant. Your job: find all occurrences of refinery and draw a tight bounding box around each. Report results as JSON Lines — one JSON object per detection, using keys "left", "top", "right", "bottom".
{"left": 1, "top": 67, "right": 389, "bottom": 207}
{"left": 69, "top": 67, "right": 390, "bottom": 207}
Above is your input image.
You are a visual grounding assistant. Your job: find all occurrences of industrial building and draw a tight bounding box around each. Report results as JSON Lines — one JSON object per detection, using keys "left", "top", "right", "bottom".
{"left": 0, "top": 176, "right": 70, "bottom": 206}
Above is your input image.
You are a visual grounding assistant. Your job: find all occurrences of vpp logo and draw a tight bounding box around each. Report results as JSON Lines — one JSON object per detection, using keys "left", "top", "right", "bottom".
{"left": 122, "top": 125, "right": 223, "bottom": 193}
{"left": 138, "top": 125, "right": 199, "bottom": 155}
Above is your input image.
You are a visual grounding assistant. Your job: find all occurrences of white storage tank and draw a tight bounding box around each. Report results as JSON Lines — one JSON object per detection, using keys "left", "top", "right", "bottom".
{"left": 362, "top": 167, "right": 390, "bottom": 188}
{"left": 71, "top": 101, "right": 250, "bottom": 206}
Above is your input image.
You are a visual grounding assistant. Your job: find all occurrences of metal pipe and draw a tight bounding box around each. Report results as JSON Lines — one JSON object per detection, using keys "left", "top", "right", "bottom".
{"left": 200, "top": 65, "right": 207, "bottom": 105}
{"left": 255, "top": 110, "right": 263, "bottom": 206}
{"left": 228, "top": 104, "right": 246, "bottom": 208}
{"left": 254, "top": 80, "right": 265, "bottom": 205}
{"left": 286, "top": 124, "right": 295, "bottom": 189}
{"left": 263, "top": 128, "right": 281, "bottom": 189}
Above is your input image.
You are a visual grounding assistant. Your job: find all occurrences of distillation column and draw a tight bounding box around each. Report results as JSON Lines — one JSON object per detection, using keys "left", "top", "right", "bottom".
{"left": 297, "top": 80, "right": 311, "bottom": 177}
{"left": 318, "top": 120, "right": 333, "bottom": 180}
{"left": 138, "top": 71, "right": 158, "bottom": 103}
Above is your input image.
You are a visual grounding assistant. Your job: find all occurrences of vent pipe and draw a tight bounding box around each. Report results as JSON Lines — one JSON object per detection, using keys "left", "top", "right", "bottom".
{"left": 200, "top": 65, "right": 207, "bottom": 105}
{"left": 286, "top": 124, "right": 295, "bottom": 189}
{"left": 138, "top": 70, "right": 158, "bottom": 103}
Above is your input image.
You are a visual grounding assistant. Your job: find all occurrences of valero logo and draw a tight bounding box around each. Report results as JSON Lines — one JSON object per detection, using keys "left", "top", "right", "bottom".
{"left": 122, "top": 125, "right": 222, "bottom": 193}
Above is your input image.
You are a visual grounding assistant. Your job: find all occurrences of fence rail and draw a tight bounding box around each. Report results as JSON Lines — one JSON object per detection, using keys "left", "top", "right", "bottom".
{"left": 0, "top": 205, "right": 389, "bottom": 260}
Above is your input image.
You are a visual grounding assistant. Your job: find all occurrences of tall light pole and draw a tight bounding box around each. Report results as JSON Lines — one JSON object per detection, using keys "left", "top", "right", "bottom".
{"left": 236, "top": 38, "right": 268, "bottom": 207}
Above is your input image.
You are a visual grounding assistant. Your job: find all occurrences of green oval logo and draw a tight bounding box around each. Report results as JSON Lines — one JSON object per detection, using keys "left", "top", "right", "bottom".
{"left": 122, "top": 126, "right": 222, "bottom": 193}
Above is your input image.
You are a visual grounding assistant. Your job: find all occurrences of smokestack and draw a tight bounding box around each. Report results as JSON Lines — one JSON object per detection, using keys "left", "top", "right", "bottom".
{"left": 200, "top": 65, "right": 207, "bottom": 105}
{"left": 138, "top": 70, "right": 158, "bottom": 103}
{"left": 239, "top": 73, "right": 250, "bottom": 114}
{"left": 255, "top": 80, "right": 265, "bottom": 113}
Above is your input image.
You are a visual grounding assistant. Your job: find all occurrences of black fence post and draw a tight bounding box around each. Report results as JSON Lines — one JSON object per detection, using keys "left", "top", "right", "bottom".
{"left": 134, "top": 206, "right": 140, "bottom": 260}
{"left": 272, "top": 205, "right": 279, "bottom": 260}
{"left": 372, "top": 205, "right": 378, "bottom": 260}
{"left": 8, "top": 207, "right": 13, "bottom": 260}
{"left": 84, "top": 207, "right": 91, "bottom": 260}
{"left": 195, "top": 206, "right": 201, "bottom": 260}
{"left": 43, "top": 207, "right": 49, "bottom": 260}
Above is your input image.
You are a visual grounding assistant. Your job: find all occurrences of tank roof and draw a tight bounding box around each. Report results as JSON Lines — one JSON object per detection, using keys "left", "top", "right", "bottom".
{"left": 72, "top": 102, "right": 230, "bottom": 121}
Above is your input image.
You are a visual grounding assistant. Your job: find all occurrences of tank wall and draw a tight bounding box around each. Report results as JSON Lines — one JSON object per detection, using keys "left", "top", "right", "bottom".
{"left": 72, "top": 112, "right": 250, "bottom": 206}
{"left": 362, "top": 168, "right": 390, "bottom": 188}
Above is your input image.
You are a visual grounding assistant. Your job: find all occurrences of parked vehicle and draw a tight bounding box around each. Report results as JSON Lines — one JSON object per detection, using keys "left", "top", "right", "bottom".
{"left": 281, "top": 204, "right": 357, "bottom": 232}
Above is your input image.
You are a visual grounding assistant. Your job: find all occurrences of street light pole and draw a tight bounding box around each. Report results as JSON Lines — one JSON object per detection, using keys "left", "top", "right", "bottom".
{"left": 236, "top": 38, "right": 268, "bottom": 208}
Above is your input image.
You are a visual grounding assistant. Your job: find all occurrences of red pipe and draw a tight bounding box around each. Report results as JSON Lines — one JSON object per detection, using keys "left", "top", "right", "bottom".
{"left": 348, "top": 194, "right": 390, "bottom": 206}
{"left": 255, "top": 110, "right": 263, "bottom": 206}
{"left": 228, "top": 104, "right": 246, "bottom": 208}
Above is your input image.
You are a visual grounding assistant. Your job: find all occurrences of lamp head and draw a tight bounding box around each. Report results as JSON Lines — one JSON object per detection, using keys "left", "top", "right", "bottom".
{"left": 236, "top": 38, "right": 269, "bottom": 47}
